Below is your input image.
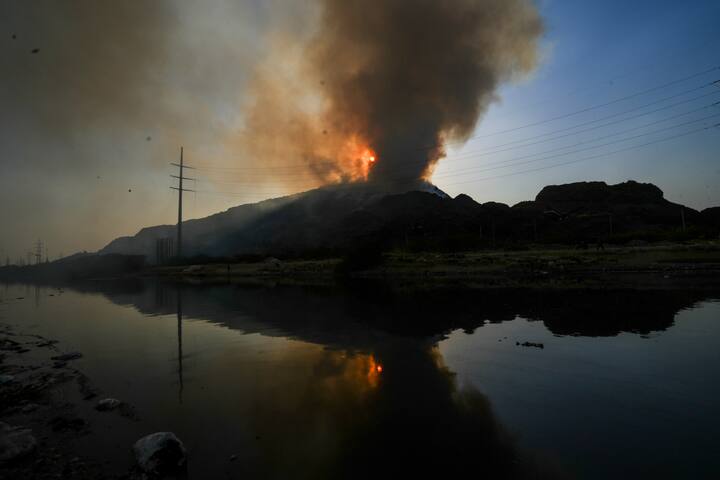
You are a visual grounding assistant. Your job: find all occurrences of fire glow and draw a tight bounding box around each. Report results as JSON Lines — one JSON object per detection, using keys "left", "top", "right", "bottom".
{"left": 340, "top": 135, "right": 378, "bottom": 180}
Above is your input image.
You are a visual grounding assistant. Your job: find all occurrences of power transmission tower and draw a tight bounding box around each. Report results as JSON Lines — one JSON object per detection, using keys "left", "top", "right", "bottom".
{"left": 34, "top": 240, "right": 43, "bottom": 265}
{"left": 170, "top": 147, "right": 195, "bottom": 259}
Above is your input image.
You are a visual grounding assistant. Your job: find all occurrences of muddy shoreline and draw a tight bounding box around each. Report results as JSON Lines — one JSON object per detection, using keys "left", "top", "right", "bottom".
{"left": 0, "top": 323, "right": 138, "bottom": 479}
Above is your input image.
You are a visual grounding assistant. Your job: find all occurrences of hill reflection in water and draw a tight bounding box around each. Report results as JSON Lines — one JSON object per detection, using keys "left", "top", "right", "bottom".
{"left": 8, "top": 280, "right": 717, "bottom": 479}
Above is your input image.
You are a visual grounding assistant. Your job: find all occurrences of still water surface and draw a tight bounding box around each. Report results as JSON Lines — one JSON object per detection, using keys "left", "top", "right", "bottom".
{"left": 1, "top": 281, "right": 719, "bottom": 479}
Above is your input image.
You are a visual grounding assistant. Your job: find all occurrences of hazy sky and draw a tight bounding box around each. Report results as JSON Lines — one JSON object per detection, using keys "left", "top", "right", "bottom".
{"left": 1, "top": 0, "right": 719, "bottom": 261}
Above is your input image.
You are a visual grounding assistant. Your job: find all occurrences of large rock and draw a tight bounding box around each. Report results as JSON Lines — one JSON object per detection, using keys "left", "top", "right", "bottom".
{"left": 0, "top": 422, "right": 37, "bottom": 463}
{"left": 133, "top": 432, "right": 186, "bottom": 476}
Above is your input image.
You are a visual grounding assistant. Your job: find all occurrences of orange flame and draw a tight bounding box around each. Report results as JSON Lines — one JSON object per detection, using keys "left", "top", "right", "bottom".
{"left": 339, "top": 135, "right": 377, "bottom": 180}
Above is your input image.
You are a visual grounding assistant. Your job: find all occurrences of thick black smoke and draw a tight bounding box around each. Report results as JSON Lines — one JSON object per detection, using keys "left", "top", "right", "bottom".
{"left": 313, "top": 0, "right": 543, "bottom": 182}
{"left": 241, "top": 0, "right": 543, "bottom": 188}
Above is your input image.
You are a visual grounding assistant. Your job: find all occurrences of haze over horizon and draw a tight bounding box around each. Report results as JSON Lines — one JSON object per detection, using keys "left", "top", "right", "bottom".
{"left": 1, "top": 0, "right": 719, "bottom": 261}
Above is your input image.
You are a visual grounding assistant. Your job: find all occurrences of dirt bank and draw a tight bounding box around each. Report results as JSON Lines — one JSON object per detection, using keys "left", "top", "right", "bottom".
{"left": 149, "top": 243, "right": 720, "bottom": 290}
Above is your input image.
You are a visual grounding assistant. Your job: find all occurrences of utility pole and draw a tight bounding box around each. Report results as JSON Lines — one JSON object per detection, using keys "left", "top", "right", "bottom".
{"left": 170, "top": 147, "right": 195, "bottom": 259}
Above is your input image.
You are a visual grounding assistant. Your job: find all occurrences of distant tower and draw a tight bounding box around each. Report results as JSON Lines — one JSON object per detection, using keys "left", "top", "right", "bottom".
{"left": 34, "top": 240, "right": 43, "bottom": 265}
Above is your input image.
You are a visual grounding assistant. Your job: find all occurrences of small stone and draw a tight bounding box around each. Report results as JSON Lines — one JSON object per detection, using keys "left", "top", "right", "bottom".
{"left": 95, "top": 398, "right": 122, "bottom": 412}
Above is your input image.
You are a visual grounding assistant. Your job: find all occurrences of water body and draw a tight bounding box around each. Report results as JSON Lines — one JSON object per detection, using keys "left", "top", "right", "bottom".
{"left": 1, "top": 281, "right": 719, "bottom": 479}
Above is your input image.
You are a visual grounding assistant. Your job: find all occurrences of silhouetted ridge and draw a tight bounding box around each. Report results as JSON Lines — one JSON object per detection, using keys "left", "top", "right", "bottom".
{"left": 98, "top": 180, "right": 719, "bottom": 261}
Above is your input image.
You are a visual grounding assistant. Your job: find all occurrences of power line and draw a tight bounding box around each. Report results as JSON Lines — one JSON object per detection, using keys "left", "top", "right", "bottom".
{"left": 187, "top": 77, "right": 719, "bottom": 175}
{"left": 446, "top": 90, "right": 720, "bottom": 161}
{"left": 443, "top": 65, "right": 719, "bottom": 144}
{"left": 187, "top": 106, "right": 719, "bottom": 188}
{"left": 186, "top": 119, "right": 718, "bottom": 200}
{"left": 441, "top": 123, "right": 719, "bottom": 187}
{"left": 190, "top": 98, "right": 720, "bottom": 183}
{"left": 160, "top": 67, "right": 720, "bottom": 203}
{"left": 433, "top": 111, "right": 720, "bottom": 179}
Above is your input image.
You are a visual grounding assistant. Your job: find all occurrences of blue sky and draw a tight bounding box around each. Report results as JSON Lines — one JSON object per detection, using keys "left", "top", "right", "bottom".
{"left": 436, "top": 0, "right": 720, "bottom": 208}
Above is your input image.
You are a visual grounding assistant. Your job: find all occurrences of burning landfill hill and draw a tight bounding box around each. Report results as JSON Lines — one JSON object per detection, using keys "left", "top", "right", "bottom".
{"left": 100, "top": 180, "right": 450, "bottom": 259}
{"left": 99, "top": 180, "right": 720, "bottom": 262}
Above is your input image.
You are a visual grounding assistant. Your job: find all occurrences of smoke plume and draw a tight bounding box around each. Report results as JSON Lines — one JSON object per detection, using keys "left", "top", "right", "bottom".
{"left": 240, "top": 0, "right": 544, "bottom": 189}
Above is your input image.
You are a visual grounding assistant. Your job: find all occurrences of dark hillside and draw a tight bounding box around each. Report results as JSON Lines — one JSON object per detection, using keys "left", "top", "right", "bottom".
{"left": 98, "top": 180, "right": 718, "bottom": 261}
